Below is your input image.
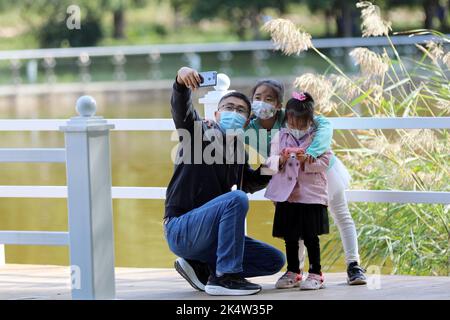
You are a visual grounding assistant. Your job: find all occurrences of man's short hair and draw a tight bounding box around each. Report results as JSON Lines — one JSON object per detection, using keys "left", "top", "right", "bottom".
{"left": 218, "top": 92, "right": 252, "bottom": 117}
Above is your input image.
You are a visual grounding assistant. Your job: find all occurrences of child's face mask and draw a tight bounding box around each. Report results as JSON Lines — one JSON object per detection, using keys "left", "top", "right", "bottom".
{"left": 251, "top": 101, "right": 277, "bottom": 120}
{"left": 287, "top": 123, "right": 309, "bottom": 139}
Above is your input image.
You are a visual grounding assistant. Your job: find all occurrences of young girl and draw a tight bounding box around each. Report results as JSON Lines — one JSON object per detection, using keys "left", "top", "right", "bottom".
{"left": 246, "top": 79, "right": 366, "bottom": 286}
{"left": 264, "top": 92, "right": 331, "bottom": 290}
{"left": 245, "top": 79, "right": 285, "bottom": 159}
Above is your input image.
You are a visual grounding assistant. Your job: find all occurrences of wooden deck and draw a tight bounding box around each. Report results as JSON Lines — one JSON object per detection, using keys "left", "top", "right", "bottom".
{"left": 0, "top": 264, "right": 449, "bottom": 300}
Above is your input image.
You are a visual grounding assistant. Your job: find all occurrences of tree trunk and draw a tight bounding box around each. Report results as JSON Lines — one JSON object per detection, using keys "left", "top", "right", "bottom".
{"left": 250, "top": 10, "right": 261, "bottom": 40}
{"left": 437, "top": 0, "right": 449, "bottom": 31}
{"left": 341, "top": 4, "right": 353, "bottom": 37}
{"left": 173, "top": 3, "right": 182, "bottom": 30}
{"left": 423, "top": 0, "right": 438, "bottom": 29}
{"left": 325, "top": 9, "right": 333, "bottom": 37}
{"left": 335, "top": 1, "right": 354, "bottom": 37}
{"left": 236, "top": 22, "right": 246, "bottom": 40}
{"left": 113, "top": 9, "right": 125, "bottom": 39}
{"left": 232, "top": 10, "right": 247, "bottom": 40}
{"left": 277, "top": 0, "right": 288, "bottom": 14}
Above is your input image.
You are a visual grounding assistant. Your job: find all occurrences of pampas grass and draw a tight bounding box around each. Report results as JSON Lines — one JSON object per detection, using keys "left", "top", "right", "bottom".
{"left": 357, "top": 1, "right": 392, "bottom": 37}
{"left": 262, "top": 1, "right": 449, "bottom": 275}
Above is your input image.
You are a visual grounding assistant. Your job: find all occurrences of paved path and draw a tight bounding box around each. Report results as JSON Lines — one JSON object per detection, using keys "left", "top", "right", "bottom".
{"left": 0, "top": 264, "right": 449, "bottom": 300}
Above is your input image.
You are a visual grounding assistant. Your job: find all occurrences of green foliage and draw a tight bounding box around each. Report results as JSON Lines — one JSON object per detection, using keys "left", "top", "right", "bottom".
{"left": 188, "top": 0, "right": 289, "bottom": 39}
{"left": 38, "top": 16, "right": 103, "bottom": 48}
{"left": 265, "top": 3, "right": 450, "bottom": 276}
{"left": 0, "top": 0, "right": 18, "bottom": 11}
{"left": 304, "top": 0, "right": 336, "bottom": 13}
{"left": 1, "top": 0, "right": 445, "bottom": 49}
{"left": 17, "top": 0, "right": 150, "bottom": 46}
{"left": 19, "top": 0, "right": 105, "bottom": 47}
{"left": 321, "top": 31, "right": 449, "bottom": 275}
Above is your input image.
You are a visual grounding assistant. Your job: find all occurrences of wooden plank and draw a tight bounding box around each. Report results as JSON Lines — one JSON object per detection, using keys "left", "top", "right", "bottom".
{"left": 0, "top": 265, "right": 449, "bottom": 300}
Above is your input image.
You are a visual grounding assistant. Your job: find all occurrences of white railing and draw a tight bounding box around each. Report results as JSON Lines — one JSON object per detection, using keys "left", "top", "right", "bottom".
{"left": 0, "top": 76, "right": 449, "bottom": 299}
{"left": 0, "top": 186, "right": 448, "bottom": 204}
{"left": 0, "top": 35, "right": 446, "bottom": 60}
{"left": 2, "top": 34, "right": 448, "bottom": 86}
{"left": 0, "top": 96, "right": 116, "bottom": 300}
{"left": 1, "top": 117, "right": 450, "bottom": 132}
{"left": 1, "top": 117, "right": 448, "bottom": 204}
{"left": 0, "top": 148, "right": 66, "bottom": 162}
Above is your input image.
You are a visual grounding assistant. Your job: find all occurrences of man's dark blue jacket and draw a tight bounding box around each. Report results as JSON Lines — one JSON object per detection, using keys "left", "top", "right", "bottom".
{"left": 164, "top": 80, "right": 270, "bottom": 219}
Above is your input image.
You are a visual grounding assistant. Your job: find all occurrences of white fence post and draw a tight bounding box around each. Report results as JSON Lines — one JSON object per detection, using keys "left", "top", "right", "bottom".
{"left": 60, "top": 96, "right": 116, "bottom": 300}
{"left": 0, "top": 244, "right": 5, "bottom": 266}
{"left": 199, "top": 73, "right": 232, "bottom": 119}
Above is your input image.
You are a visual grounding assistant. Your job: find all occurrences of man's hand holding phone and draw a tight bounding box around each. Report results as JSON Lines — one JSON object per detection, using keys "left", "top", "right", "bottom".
{"left": 176, "top": 67, "right": 217, "bottom": 91}
{"left": 176, "top": 67, "right": 202, "bottom": 90}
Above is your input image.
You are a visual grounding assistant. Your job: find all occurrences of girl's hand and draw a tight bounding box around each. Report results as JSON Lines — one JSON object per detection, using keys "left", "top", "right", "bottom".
{"left": 296, "top": 153, "right": 308, "bottom": 171}
{"left": 297, "top": 153, "right": 307, "bottom": 162}
{"left": 279, "top": 153, "right": 288, "bottom": 167}
{"left": 280, "top": 147, "right": 306, "bottom": 165}
{"left": 282, "top": 147, "right": 305, "bottom": 156}
{"left": 305, "top": 154, "right": 316, "bottom": 164}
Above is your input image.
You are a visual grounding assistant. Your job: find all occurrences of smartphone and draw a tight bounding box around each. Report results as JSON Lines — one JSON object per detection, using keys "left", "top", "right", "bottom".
{"left": 198, "top": 71, "right": 217, "bottom": 87}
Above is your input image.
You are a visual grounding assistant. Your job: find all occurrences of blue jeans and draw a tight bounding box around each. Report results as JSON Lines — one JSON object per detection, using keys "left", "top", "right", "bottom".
{"left": 164, "top": 190, "right": 285, "bottom": 277}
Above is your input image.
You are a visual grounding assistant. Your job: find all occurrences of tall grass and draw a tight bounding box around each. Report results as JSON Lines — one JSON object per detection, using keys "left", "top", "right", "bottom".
{"left": 263, "top": 2, "right": 449, "bottom": 276}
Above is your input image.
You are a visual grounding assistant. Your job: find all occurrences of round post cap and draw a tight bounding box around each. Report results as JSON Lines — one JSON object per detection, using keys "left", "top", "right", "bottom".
{"left": 214, "top": 73, "right": 230, "bottom": 91}
{"left": 76, "top": 95, "right": 97, "bottom": 117}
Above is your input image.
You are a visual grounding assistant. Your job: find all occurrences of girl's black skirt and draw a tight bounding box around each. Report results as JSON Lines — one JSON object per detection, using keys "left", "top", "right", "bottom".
{"left": 272, "top": 201, "right": 329, "bottom": 241}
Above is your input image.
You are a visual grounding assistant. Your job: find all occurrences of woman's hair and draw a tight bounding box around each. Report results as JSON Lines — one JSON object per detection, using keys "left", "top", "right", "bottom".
{"left": 250, "top": 79, "right": 285, "bottom": 103}
{"left": 284, "top": 92, "right": 316, "bottom": 129}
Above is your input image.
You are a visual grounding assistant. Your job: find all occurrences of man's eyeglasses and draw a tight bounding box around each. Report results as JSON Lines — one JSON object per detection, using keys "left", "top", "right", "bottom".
{"left": 218, "top": 103, "right": 249, "bottom": 116}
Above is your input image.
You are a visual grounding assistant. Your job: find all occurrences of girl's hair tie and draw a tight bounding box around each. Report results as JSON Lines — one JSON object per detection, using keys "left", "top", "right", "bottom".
{"left": 292, "top": 91, "right": 307, "bottom": 101}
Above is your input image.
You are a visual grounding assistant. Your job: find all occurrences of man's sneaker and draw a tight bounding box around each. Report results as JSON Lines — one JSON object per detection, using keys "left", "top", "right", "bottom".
{"left": 347, "top": 261, "right": 367, "bottom": 285}
{"left": 275, "top": 271, "right": 303, "bottom": 289}
{"left": 300, "top": 272, "right": 324, "bottom": 290}
{"left": 205, "top": 273, "right": 262, "bottom": 296}
{"left": 174, "top": 258, "right": 210, "bottom": 291}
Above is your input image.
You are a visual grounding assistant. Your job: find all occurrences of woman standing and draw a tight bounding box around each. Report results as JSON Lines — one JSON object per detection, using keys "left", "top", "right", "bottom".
{"left": 246, "top": 79, "right": 367, "bottom": 286}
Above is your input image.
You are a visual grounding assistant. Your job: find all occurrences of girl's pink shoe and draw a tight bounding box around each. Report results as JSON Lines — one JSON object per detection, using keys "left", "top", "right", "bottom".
{"left": 300, "top": 272, "right": 324, "bottom": 290}
{"left": 275, "top": 271, "right": 303, "bottom": 289}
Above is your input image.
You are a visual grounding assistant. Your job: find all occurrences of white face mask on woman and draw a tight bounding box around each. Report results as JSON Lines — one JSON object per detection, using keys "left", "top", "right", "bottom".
{"left": 251, "top": 101, "right": 277, "bottom": 120}
{"left": 287, "top": 124, "right": 308, "bottom": 139}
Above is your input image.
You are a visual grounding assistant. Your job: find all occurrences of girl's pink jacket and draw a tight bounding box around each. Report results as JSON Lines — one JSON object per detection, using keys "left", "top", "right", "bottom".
{"left": 263, "top": 128, "right": 332, "bottom": 206}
